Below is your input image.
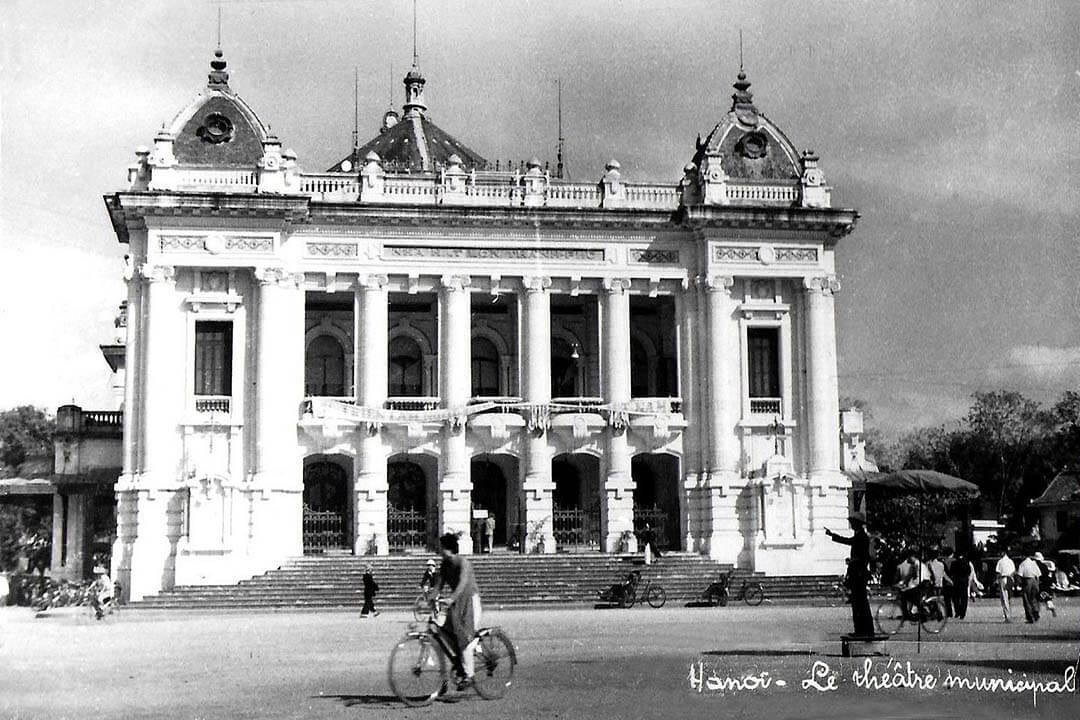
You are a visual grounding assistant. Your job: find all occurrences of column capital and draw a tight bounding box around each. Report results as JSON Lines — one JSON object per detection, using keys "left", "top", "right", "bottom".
{"left": 138, "top": 263, "right": 175, "bottom": 284}
{"left": 254, "top": 266, "right": 303, "bottom": 289}
{"left": 601, "top": 276, "right": 632, "bottom": 294}
{"left": 440, "top": 274, "right": 472, "bottom": 292}
{"left": 358, "top": 273, "right": 389, "bottom": 291}
{"left": 521, "top": 275, "right": 552, "bottom": 294}
{"left": 802, "top": 274, "right": 840, "bottom": 295}
{"left": 702, "top": 274, "right": 735, "bottom": 292}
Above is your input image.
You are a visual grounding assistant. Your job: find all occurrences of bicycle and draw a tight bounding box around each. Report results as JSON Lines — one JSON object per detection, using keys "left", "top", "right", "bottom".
{"left": 621, "top": 575, "right": 666, "bottom": 609}
{"left": 875, "top": 588, "right": 947, "bottom": 635}
{"left": 702, "top": 572, "right": 765, "bottom": 607}
{"left": 412, "top": 589, "right": 444, "bottom": 623}
{"left": 388, "top": 602, "right": 516, "bottom": 707}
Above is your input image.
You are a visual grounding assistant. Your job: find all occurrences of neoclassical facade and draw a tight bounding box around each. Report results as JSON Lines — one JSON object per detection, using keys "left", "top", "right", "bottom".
{"left": 105, "top": 50, "right": 858, "bottom": 600}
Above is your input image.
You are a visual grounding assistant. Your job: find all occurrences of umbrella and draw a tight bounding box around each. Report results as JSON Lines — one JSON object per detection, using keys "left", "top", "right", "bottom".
{"left": 865, "top": 469, "right": 979, "bottom": 649}
{"left": 867, "top": 469, "right": 979, "bottom": 495}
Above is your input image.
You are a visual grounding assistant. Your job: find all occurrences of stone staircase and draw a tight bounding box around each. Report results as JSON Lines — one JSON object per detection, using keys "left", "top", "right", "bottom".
{"left": 129, "top": 552, "right": 849, "bottom": 610}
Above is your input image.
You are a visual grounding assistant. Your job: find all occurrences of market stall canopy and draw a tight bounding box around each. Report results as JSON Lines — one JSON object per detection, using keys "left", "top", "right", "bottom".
{"left": 868, "top": 469, "right": 979, "bottom": 495}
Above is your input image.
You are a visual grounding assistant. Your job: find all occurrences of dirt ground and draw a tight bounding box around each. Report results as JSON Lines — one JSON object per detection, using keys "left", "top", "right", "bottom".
{"left": 1, "top": 598, "right": 1078, "bottom": 719}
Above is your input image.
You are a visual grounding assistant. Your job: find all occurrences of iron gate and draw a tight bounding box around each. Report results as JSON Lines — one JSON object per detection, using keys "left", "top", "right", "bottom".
{"left": 303, "top": 505, "right": 347, "bottom": 553}
{"left": 388, "top": 506, "right": 428, "bottom": 551}
{"left": 633, "top": 505, "right": 669, "bottom": 548}
{"left": 553, "top": 506, "right": 600, "bottom": 550}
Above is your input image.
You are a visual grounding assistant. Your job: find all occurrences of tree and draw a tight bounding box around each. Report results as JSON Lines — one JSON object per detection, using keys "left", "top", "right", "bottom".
{"left": 0, "top": 406, "right": 55, "bottom": 470}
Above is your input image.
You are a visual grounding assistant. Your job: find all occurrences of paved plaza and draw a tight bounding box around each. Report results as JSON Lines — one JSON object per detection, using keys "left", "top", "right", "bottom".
{"left": 1, "top": 599, "right": 1078, "bottom": 719}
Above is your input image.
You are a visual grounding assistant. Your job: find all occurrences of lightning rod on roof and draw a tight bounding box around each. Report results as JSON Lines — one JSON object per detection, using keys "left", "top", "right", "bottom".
{"left": 556, "top": 78, "right": 568, "bottom": 181}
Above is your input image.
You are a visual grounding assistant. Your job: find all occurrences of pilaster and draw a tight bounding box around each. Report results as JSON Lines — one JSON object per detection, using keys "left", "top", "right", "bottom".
{"left": 520, "top": 275, "right": 555, "bottom": 552}
{"left": 601, "top": 277, "right": 635, "bottom": 552}
{"left": 438, "top": 274, "right": 473, "bottom": 549}
{"left": 355, "top": 273, "right": 389, "bottom": 554}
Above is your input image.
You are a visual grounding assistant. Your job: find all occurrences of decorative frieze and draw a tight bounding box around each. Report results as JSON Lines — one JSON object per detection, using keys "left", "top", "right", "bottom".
{"left": 714, "top": 245, "right": 818, "bottom": 264}
{"left": 630, "top": 248, "right": 680, "bottom": 264}
{"left": 307, "top": 242, "right": 358, "bottom": 257}
{"left": 159, "top": 235, "right": 272, "bottom": 253}
{"left": 385, "top": 245, "right": 604, "bottom": 262}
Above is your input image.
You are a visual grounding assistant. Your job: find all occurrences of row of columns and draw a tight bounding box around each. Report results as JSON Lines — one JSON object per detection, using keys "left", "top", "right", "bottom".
{"left": 122, "top": 265, "right": 842, "bottom": 571}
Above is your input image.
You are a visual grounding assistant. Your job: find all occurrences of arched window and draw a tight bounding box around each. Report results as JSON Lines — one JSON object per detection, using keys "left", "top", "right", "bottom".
{"left": 630, "top": 337, "right": 650, "bottom": 398}
{"left": 471, "top": 336, "right": 501, "bottom": 397}
{"left": 305, "top": 335, "right": 345, "bottom": 397}
{"left": 551, "top": 337, "right": 577, "bottom": 398}
{"left": 389, "top": 335, "right": 423, "bottom": 396}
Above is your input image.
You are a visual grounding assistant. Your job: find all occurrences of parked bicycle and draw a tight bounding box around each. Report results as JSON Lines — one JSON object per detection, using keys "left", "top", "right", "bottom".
{"left": 701, "top": 572, "right": 765, "bottom": 607}
{"left": 388, "top": 601, "right": 516, "bottom": 707}
{"left": 875, "top": 588, "right": 947, "bottom": 635}
{"left": 621, "top": 574, "right": 666, "bottom": 609}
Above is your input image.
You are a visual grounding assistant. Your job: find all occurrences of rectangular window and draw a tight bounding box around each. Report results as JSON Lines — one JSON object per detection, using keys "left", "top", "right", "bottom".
{"left": 194, "top": 321, "right": 233, "bottom": 396}
{"left": 1057, "top": 510, "right": 1069, "bottom": 535}
{"left": 747, "top": 327, "right": 780, "bottom": 398}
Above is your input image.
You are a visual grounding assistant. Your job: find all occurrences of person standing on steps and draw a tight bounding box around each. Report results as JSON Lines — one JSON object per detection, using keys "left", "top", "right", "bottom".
{"left": 484, "top": 515, "right": 496, "bottom": 554}
{"left": 439, "top": 532, "right": 482, "bottom": 688}
{"left": 639, "top": 523, "right": 662, "bottom": 564}
{"left": 825, "top": 512, "right": 875, "bottom": 637}
{"left": 361, "top": 563, "right": 380, "bottom": 618}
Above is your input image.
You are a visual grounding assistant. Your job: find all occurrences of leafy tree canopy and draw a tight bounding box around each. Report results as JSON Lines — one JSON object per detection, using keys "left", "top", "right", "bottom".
{"left": 0, "top": 406, "right": 55, "bottom": 470}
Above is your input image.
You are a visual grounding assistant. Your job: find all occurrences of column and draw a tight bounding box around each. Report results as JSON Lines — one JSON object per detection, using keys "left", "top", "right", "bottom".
{"left": 676, "top": 283, "right": 699, "bottom": 551}
{"left": 438, "top": 275, "right": 473, "bottom": 549}
{"left": 803, "top": 276, "right": 842, "bottom": 477}
{"left": 120, "top": 265, "right": 141, "bottom": 480}
{"left": 252, "top": 267, "right": 306, "bottom": 564}
{"left": 355, "top": 274, "right": 389, "bottom": 554}
{"left": 803, "top": 275, "right": 848, "bottom": 572}
{"left": 520, "top": 275, "right": 555, "bottom": 553}
{"left": 601, "top": 277, "right": 635, "bottom": 552}
{"left": 127, "top": 264, "right": 180, "bottom": 601}
{"left": 701, "top": 274, "right": 743, "bottom": 561}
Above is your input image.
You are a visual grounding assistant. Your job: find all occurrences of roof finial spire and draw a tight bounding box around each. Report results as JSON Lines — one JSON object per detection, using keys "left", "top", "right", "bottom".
{"left": 739, "top": 28, "right": 744, "bottom": 74}
{"left": 556, "top": 78, "right": 568, "bottom": 180}
{"left": 352, "top": 66, "right": 359, "bottom": 151}
{"left": 208, "top": 7, "right": 229, "bottom": 88}
{"left": 402, "top": 0, "right": 427, "bottom": 118}
{"left": 412, "top": 0, "right": 418, "bottom": 69}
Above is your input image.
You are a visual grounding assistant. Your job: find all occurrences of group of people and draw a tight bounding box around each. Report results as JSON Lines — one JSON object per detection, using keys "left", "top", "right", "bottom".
{"left": 993, "top": 548, "right": 1061, "bottom": 624}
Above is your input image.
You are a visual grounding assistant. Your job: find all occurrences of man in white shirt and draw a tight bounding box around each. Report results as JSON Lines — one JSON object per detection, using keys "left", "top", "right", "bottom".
{"left": 897, "top": 550, "right": 930, "bottom": 619}
{"left": 1016, "top": 552, "right": 1042, "bottom": 623}
{"left": 995, "top": 549, "right": 1016, "bottom": 623}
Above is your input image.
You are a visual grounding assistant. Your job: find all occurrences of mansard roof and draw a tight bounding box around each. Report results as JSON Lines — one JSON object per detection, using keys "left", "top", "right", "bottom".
{"left": 166, "top": 49, "right": 272, "bottom": 167}
{"left": 692, "top": 70, "right": 803, "bottom": 181}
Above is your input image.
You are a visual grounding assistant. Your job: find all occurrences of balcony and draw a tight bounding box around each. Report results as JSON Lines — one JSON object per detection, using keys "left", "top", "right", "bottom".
{"left": 194, "top": 396, "right": 231, "bottom": 414}
{"left": 385, "top": 397, "right": 440, "bottom": 412}
{"left": 749, "top": 397, "right": 783, "bottom": 416}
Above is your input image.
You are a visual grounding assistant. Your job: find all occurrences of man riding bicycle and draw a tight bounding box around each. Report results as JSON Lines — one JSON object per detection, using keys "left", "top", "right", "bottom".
{"left": 90, "top": 565, "right": 115, "bottom": 620}
{"left": 438, "top": 532, "right": 482, "bottom": 689}
{"left": 896, "top": 550, "right": 931, "bottom": 620}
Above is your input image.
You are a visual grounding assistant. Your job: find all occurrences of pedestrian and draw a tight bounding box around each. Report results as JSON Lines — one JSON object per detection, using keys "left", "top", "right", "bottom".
{"left": 420, "top": 558, "right": 437, "bottom": 594}
{"left": 928, "top": 548, "right": 953, "bottom": 617}
{"left": 825, "top": 512, "right": 875, "bottom": 637}
{"left": 949, "top": 550, "right": 972, "bottom": 619}
{"left": 361, "top": 563, "right": 380, "bottom": 618}
{"left": 438, "top": 532, "right": 482, "bottom": 689}
{"left": 484, "top": 515, "right": 496, "bottom": 554}
{"left": 639, "top": 523, "right": 662, "bottom": 564}
{"left": 1033, "top": 552, "right": 1057, "bottom": 618}
{"left": 1016, "top": 551, "right": 1041, "bottom": 623}
{"left": 995, "top": 548, "right": 1015, "bottom": 623}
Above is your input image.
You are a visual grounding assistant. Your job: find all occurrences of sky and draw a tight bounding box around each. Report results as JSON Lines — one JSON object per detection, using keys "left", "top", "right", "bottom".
{"left": 1, "top": 0, "right": 1078, "bottom": 439}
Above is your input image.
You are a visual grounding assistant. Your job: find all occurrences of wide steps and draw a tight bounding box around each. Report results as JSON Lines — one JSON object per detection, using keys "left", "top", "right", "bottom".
{"left": 130, "top": 553, "right": 845, "bottom": 609}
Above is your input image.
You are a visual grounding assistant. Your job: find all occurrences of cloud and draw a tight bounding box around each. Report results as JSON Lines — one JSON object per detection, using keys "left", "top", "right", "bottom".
{"left": 869, "top": 389, "right": 972, "bottom": 438}
{"left": 988, "top": 345, "right": 1080, "bottom": 385}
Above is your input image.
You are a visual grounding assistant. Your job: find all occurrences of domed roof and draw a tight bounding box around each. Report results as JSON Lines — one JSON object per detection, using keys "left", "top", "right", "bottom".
{"left": 165, "top": 49, "right": 272, "bottom": 167}
{"left": 692, "top": 70, "right": 802, "bottom": 181}
{"left": 328, "top": 66, "right": 486, "bottom": 173}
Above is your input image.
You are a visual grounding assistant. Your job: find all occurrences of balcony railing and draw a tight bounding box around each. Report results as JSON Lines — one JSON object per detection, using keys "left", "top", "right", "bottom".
{"left": 194, "top": 396, "right": 231, "bottom": 414}
{"left": 626, "top": 397, "right": 682, "bottom": 414}
{"left": 385, "top": 397, "right": 440, "bottom": 412}
{"left": 749, "top": 397, "right": 783, "bottom": 415}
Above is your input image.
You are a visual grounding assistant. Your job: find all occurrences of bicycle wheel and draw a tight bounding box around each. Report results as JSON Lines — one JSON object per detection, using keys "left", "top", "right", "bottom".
{"left": 920, "top": 597, "right": 948, "bottom": 635}
{"left": 388, "top": 633, "right": 446, "bottom": 707}
{"left": 875, "top": 598, "right": 905, "bottom": 635}
{"left": 646, "top": 586, "right": 666, "bottom": 608}
{"left": 413, "top": 594, "right": 429, "bottom": 622}
{"left": 743, "top": 584, "right": 764, "bottom": 607}
{"left": 471, "top": 628, "right": 516, "bottom": 700}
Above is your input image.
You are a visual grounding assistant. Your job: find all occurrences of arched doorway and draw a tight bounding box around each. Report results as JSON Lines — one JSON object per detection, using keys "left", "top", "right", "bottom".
{"left": 471, "top": 455, "right": 516, "bottom": 552}
{"left": 632, "top": 453, "right": 681, "bottom": 551}
{"left": 552, "top": 454, "right": 601, "bottom": 550}
{"left": 305, "top": 335, "right": 346, "bottom": 397}
{"left": 303, "top": 457, "right": 351, "bottom": 554}
{"left": 387, "top": 455, "right": 432, "bottom": 551}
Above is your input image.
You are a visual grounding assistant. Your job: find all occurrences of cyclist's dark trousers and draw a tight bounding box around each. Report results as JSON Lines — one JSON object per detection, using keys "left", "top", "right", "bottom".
{"left": 1020, "top": 578, "right": 1040, "bottom": 622}
{"left": 951, "top": 585, "right": 969, "bottom": 619}
{"left": 848, "top": 580, "right": 874, "bottom": 636}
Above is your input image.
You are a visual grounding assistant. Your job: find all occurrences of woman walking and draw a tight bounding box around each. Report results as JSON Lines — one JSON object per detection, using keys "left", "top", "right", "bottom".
{"left": 361, "top": 564, "right": 380, "bottom": 618}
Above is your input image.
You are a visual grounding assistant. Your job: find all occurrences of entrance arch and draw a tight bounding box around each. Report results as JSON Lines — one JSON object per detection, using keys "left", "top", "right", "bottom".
{"left": 303, "top": 455, "right": 352, "bottom": 554}
{"left": 632, "top": 453, "right": 681, "bottom": 551}
{"left": 470, "top": 455, "right": 517, "bottom": 552}
{"left": 552, "top": 453, "right": 601, "bottom": 550}
{"left": 387, "top": 454, "right": 435, "bottom": 551}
